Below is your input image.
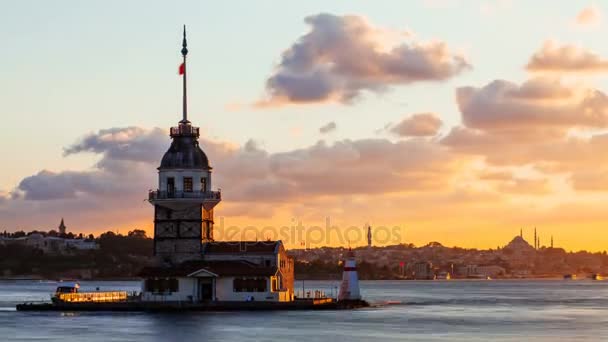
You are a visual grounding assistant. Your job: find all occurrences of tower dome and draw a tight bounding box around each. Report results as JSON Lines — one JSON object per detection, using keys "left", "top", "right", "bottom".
{"left": 159, "top": 127, "right": 211, "bottom": 170}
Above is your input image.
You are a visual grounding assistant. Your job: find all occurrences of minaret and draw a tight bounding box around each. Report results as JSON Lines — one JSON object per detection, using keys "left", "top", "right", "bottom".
{"left": 551, "top": 235, "right": 554, "bottom": 249}
{"left": 148, "top": 26, "right": 221, "bottom": 265}
{"left": 367, "top": 226, "right": 372, "bottom": 248}
{"left": 534, "top": 227, "right": 537, "bottom": 250}
{"left": 338, "top": 248, "right": 361, "bottom": 301}
{"left": 58, "top": 218, "right": 67, "bottom": 235}
{"left": 520, "top": 228, "right": 522, "bottom": 238}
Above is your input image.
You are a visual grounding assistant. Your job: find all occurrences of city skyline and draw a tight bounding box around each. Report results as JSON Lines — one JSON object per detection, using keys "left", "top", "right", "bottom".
{"left": 3, "top": 1, "right": 608, "bottom": 251}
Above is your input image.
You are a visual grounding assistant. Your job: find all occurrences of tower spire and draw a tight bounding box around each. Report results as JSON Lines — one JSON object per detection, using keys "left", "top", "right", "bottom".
{"left": 180, "top": 25, "right": 189, "bottom": 124}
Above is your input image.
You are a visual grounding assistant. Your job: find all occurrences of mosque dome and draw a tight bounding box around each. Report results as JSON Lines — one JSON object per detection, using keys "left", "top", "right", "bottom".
{"left": 503, "top": 236, "right": 534, "bottom": 253}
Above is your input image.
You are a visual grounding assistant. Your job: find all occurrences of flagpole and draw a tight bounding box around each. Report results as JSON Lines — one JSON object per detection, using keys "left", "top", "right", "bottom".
{"left": 181, "top": 25, "right": 188, "bottom": 124}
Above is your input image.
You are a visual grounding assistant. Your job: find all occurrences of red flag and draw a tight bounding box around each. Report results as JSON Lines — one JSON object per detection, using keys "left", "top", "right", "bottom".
{"left": 178, "top": 63, "right": 185, "bottom": 75}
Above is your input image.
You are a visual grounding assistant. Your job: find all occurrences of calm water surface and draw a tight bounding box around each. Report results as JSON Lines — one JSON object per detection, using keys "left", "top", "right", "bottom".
{"left": 1, "top": 279, "right": 608, "bottom": 341}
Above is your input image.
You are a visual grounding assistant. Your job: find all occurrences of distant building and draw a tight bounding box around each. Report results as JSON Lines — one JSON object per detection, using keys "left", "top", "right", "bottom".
{"left": 58, "top": 218, "right": 67, "bottom": 235}
{"left": 64, "top": 238, "right": 98, "bottom": 251}
{"left": 473, "top": 265, "right": 505, "bottom": 278}
{"left": 501, "top": 234, "right": 536, "bottom": 273}
{"left": 412, "top": 261, "right": 435, "bottom": 280}
{"left": 0, "top": 233, "right": 98, "bottom": 254}
{"left": 436, "top": 271, "right": 451, "bottom": 280}
{"left": 502, "top": 235, "right": 535, "bottom": 255}
{"left": 455, "top": 264, "right": 505, "bottom": 278}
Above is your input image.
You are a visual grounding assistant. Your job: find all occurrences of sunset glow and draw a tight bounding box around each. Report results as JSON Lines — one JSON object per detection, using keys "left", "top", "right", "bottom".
{"left": 3, "top": 1, "right": 608, "bottom": 252}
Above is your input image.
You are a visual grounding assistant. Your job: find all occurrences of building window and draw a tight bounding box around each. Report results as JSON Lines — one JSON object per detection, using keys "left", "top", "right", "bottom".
{"left": 167, "top": 177, "right": 175, "bottom": 196}
{"left": 201, "top": 177, "right": 207, "bottom": 192}
{"left": 233, "top": 278, "right": 267, "bottom": 292}
{"left": 183, "top": 177, "right": 193, "bottom": 192}
{"left": 145, "top": 278, "right": 179, "bottom": 294}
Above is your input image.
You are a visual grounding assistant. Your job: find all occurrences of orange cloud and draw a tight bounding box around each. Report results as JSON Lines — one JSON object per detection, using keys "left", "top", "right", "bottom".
{"left": 390, "top": 112, "right": 442, "bottom": 137}
{"left": 455, "top": 78, "right": 608, "bottom": 135}
{"left": 7, "top": 82, "right": 608, "bottom": 251}
{"left": 5, "top": 123, "right": 608, "bottom": 251}
{"left": 1, "top": 127, "right": 462, "bottom": 235}
{"left": 526, "top": 41, "right": 608, "bottom": 73}
{"left": 570, "top": 169, "right": 608, "bottom": 191}
{"left": 575, "top": 6, "right": 602, "bottom": 27}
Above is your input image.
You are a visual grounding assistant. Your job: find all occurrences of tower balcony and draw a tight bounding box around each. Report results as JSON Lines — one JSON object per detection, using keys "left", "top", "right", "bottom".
{"left": 170, "top": 125, "right": 200, "bottom": 138}
{"left": 148, "top": 190, "right": 221, "bottom": 210}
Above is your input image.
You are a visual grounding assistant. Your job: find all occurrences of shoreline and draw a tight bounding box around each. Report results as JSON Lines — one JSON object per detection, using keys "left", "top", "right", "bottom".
{"left": 0, "top": 276, "right": 597, "bottom": 282}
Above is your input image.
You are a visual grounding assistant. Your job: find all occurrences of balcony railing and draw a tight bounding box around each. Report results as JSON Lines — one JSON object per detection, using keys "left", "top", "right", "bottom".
{"left": 149, "top": 190, "right": 221, "bottom": 201}
{"left": 170, "top": 125, "right": 200, "bottom": 137}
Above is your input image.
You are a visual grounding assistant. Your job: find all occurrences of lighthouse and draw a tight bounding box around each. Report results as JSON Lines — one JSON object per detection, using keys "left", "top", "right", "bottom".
{"left": 338, "top": 248, "right": 361, "bottom": 301}
{"left": 147, "top": 26, "right": 221, "bottom": 265}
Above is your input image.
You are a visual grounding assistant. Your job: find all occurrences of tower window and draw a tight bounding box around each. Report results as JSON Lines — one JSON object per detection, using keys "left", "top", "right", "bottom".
{"left": 183, "top": 177, "right": 193, "bottom": 192}
{"left": 201, "top": 177, "right": 207, "bottom": 192}
{"left": 167, "top": 177, "right": 175, "bottom": 196}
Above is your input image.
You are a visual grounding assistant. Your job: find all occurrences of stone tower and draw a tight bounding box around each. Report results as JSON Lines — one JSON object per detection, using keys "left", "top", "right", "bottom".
{"left": 148, "top": 27, "right": 221, "bottom": 265}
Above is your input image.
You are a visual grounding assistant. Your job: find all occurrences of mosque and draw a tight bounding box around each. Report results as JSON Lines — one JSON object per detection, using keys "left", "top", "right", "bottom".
{"left": 140, "top": 27, "right": 294, "bottom": 303}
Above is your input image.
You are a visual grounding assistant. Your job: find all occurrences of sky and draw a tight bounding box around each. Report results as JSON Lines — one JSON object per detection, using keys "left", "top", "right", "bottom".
{"left": 2, "top": 0, "right": 608, "bottom": 251}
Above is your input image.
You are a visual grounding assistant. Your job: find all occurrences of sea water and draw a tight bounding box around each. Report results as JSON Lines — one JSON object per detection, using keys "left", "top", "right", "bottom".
{"left": 1, "top": 279, "right": 608, "bottom": 341}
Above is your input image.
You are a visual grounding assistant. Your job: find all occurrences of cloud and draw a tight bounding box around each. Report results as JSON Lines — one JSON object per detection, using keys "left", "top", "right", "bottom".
{"left": 390, "top": 112, "right": 442, "bottom": 137}
{"left": 224, "top": 101, "right": 245, "bottom": 112}
{"left": 319, "top": 121, "right": 337, "bottom": 134}
{"left": 3, "top": 126, "right": 461, "bottom": 232}
{"left": 526, "top": 41, "right": 608, "bottom": 73}
{"left": 443, "top": 77, "right": 608, "bottom": 173}
{"left": 455, "top": 78, "right": 608, "bottom": 136}
{"left": 478, "top": 170, "right": 551, "bottom": 194}
{"left": 6, "top": 124, "right": 608, "bottom": 250}
{"left": 257, "top": 13, "right": 470, "bottom": 107}
{"left": 63, "top": 127, "right": 167, "bottom": 164}
{"left": 263, "top": 138, "right": 457, "bottom": 197}
{"left": 218, "top": 138, "right": 459, "bottom": 202}
{"left": 575, "top": 6, "right": 602, "bottom": 27}
{"left": 15, "top": 127, "right": 173, "bottom": 201}
{"left": 570, "top": 170, "right": 608, "bottom": 191}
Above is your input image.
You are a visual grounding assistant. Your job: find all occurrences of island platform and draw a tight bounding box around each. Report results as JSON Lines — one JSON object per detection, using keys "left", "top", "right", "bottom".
{"left": 16, "top": 298, "right": 369, "bottom": 312}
